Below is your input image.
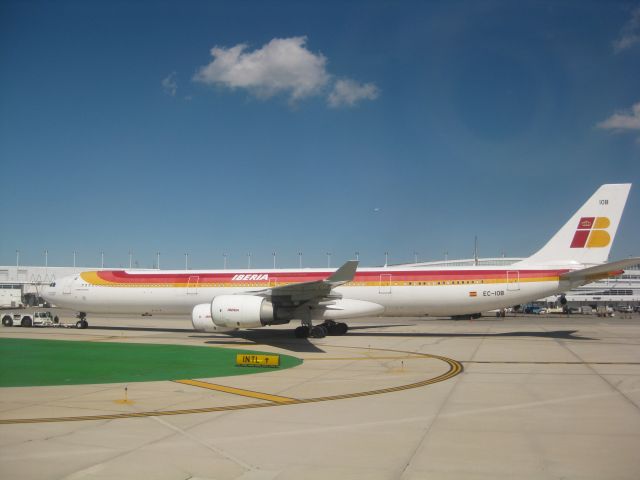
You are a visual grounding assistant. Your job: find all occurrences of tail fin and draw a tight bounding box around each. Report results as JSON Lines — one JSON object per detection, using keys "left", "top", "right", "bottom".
{"left": 523, "top": 184, "right": 631, "bottom": 266}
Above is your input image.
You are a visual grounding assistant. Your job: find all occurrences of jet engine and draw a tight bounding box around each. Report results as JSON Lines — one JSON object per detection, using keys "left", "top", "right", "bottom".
{"left": 209, "top": 295, "right": 278, "bottom": 328}
{"left": 191, "top": 303, "right": 236, "bottom": 333}
{"left": 192, "top": 295, "right": 296, "bottom": 332}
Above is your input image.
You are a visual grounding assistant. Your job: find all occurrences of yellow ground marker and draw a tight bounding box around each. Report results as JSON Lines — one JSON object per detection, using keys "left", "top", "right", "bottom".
{"left": 114, "top": 385, "right": 135, "bottom": 405}
{"left": 175, "top": 379, "right": 297, "bottom": 404}
{"left": 235, "top": 353, "right": 280, "bottom": 367}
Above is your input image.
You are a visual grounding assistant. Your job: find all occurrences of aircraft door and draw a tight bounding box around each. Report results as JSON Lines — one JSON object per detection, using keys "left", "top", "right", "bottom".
{"left": 63, "top": 278, "right": 73, "bottom": 294}
{"left": 507, "top": 271, "right": 520, "bottom": 291}
{"left": 379, "top": 274, "right": 392, "bottom": 294}
{"left": 187, "top": 276, "right": 199, "bottom": 295}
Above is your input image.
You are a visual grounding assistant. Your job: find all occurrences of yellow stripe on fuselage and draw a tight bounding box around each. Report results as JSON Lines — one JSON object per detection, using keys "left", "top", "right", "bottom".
{"left": 82, "top": 276, "right": 560, "bottom": 288}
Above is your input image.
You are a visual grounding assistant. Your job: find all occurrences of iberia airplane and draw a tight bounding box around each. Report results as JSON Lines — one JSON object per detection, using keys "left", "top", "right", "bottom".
{"left": 42, "top": 184, "right": 637, "bottom": 338}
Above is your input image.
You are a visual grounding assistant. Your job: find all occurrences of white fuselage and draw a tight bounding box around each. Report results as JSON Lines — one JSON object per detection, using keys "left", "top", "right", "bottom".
{"left": 43, "top": 265, "right": 571, "bottom": 318}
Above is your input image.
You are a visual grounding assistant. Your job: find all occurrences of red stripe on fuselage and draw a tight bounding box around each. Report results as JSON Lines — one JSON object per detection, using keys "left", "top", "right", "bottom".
{"left": 91, "top": 269, "right": 569, "bottom": 286}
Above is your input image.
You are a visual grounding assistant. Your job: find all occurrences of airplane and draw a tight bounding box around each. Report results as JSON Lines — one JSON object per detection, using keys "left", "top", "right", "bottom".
{"left": 41, "top": 183, "right": 638, "bottom": 338}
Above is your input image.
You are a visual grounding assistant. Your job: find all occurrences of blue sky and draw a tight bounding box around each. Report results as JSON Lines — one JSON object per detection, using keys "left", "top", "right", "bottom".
{"left": 1, "top": 0, "right": 639, "bottom": 269}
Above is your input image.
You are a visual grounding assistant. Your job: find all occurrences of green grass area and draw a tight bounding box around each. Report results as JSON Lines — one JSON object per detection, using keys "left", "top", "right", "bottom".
{"left": 0, "top": 338, "right": 302, "bottom": 387}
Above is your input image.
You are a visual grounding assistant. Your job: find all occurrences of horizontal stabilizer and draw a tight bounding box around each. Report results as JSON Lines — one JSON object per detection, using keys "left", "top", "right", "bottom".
{"left": 560, "top": 257, "right": 640, "bottom": 282}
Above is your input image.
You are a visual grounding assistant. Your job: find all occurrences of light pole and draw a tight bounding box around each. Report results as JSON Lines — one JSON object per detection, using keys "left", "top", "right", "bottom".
{"left": 184, "top": 253, "right": 189, "bottom": 270}
{"left": 129, "top": 250, "right": 133, "bottom": 269}
{"left": 44, "top": 249, "right": 48, "bottom": 269}
{"left": 384, "top": 251, "right": 389, "bottom": 266}
{"left": 474, "top": 236, "right": 478, "bottom": 266}
{"left": 156, "top": 252, "right": 160, "bottom": 270}
{"left": 73, "top": 251, "right": 77, "bottom": 268}
{"left": 355, "top": 251, "right": 359, "bottom": 261}
{"left": 247, "top": 252, "right": 251, "bottom": 269}
{"left": 101, "top": 251, "right": 104, "bottom": 269}
{"left": 223, "top": 253, "right": 227, "bottom": 269}
{"left": 298, "top": 251, "right": 302, "bottom": 269}
{"left": 413, "top": 251, "right": 418, "bottom": 263}
{"left": 327, "top": 252, "right": 331, "bottom": 268}
{"left": 16, "top": 250, "right": 19, "bottom": 268}
{"left": 272, "top": 252, "right": 276, "bottom": 269}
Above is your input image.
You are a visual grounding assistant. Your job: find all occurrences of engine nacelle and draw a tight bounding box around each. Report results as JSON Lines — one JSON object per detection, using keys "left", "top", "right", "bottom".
{"left": 211, "top": 295, "right": 277, "bottom": 328}
{"left": 191, "top": 303, "right": 237, "bottom": 333}
{"left": 320, "top": 299, "right": 385, "bottom": 320}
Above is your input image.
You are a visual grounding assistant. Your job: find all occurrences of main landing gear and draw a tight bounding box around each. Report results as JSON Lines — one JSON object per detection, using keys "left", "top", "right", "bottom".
{"left": 75, "top": 312, "right": 89, "bottom": 329}
{"left": 294, "top": 320, "right": 348, "bottom": 339}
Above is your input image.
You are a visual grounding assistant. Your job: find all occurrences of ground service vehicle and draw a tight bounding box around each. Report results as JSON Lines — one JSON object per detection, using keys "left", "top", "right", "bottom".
{"left": 1, "top": 311, "right": 59, "bottom": 327}
{"left": 0, "top": 289, "right": 22, "bottom": 308}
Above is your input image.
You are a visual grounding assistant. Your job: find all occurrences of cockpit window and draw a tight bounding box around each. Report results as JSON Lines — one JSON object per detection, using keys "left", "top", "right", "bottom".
{"left": 49, "top": 282, "right": 56, "bottom": 287}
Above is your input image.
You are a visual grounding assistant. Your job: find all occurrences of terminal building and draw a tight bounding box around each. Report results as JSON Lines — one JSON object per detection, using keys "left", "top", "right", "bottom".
{"left": 0, "top": 266, "right": 92, "bottom": 307}
{"left": 1, "top": 259, "right": 639, "bottom": 309}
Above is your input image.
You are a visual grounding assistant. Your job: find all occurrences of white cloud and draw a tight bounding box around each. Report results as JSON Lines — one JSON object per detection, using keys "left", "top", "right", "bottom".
{"left": 162, "top": 72, "right": 178, "bottom": 96}
{"left": 193, "top": 37, "right": 330, "bottom": 101}
{"left": 193, "top": 36, "right": 379, "bottom": 108}
{"left": 613, "top": 6, "right": 640, "bottom": 53}
{"left": 597, "top": 101, "right": 640, "bottom": 131}
{"left": 328, "top": 79, "right": 380, "bottom": 108}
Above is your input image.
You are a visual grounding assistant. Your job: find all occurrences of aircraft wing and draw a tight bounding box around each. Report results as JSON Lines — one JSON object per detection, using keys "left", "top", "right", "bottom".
{"left": 560, "top": 257, "right": 640, "bottom": 283}
{"left": 250, "top": 260, "right": 358, "bottom": 305}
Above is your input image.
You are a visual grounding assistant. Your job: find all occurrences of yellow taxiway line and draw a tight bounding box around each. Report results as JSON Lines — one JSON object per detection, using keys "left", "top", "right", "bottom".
{"left": 174, "top": 379, "right": 297, "bottom": 404}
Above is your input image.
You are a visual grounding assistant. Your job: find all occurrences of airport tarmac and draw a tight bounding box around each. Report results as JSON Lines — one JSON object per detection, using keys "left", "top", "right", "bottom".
{"left": 1, "top": 312, "right": 640, "bottom": 479}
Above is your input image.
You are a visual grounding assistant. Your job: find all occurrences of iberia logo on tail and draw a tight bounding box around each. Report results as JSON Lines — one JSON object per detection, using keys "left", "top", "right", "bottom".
{"left": 570, "top": 217, "right": 611, "bottom": 248}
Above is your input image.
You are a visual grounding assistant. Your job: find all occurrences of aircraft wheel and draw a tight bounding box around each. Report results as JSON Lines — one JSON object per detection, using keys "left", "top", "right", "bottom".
{"left": 310, "top": 325, "right": 327, "bottom": 338}
{"left": 336, "top": 322, "right": 348, "bottom": 335}
{"left": 21, "top": 316, "right": 33, "bottom": 327}
{"left": 294, "top": 326, "right": 310, "bottom": 338}
{"left": 76, "top": 320, "right": 84, "bottom": 329}
{"left": 2, "top": 316, "right": 13, "bottom": 327}
{"left": 325, "top": 322, "right": 348, "bottom": 335}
